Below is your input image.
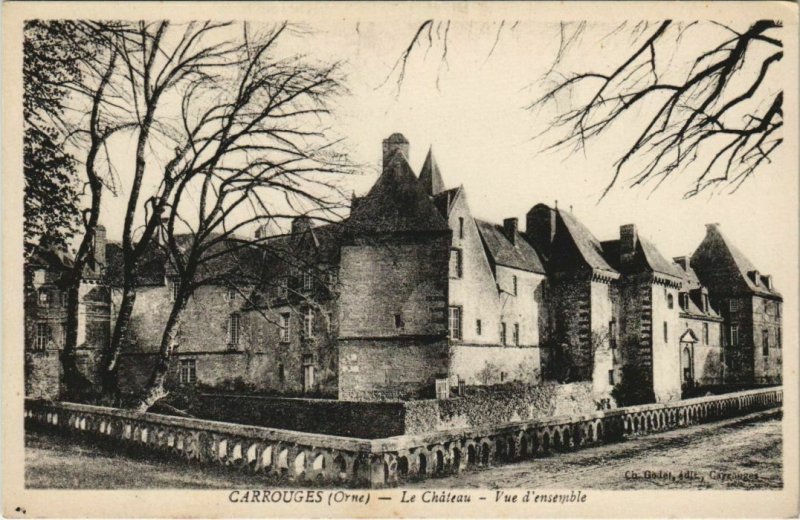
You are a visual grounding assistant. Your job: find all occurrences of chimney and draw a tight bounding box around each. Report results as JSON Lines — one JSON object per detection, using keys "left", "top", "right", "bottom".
{"left": 503, "top": 218, "right": 518, "bottom": 245}
{"left": 620, "top": 224, "right": 638, "bottom": 265}
{"left": 382, "top": 133, "right": 410, "bottom": 169}
{"left": 526, "top": 204, "right": 557, "bottom": 260}
{"left": 673, "top": 256, "right": 690, "bottom": 271}
{"left": 705, "top": 223, "right": 721, "bottom": 233}
{"left": 291, "top": 216, "right": 312, "bottom": 236}
{"left": 94, "top": 225, "right": 106, "bottom": 267}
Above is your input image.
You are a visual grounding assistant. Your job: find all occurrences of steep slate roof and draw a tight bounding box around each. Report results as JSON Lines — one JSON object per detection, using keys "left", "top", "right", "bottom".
{"left": 105, "top": 232, "right": 282, "bottom": 288}
{"left": 261, "top": 222, "right": 344, "bottom": 266}
{"left": 475, "top": 219, "right": 546, "bottom": 274}
{"left": 419, "top": 147, "right": 446, "bottom": 196}
{"left": 600, "top": 236, "right": 682, "bottom": 279}
{"left": 692, "top": 224, "right": 781, "bottom": 298}
{"left": 557, "top": 209, "right": 618, "bottom": 276}
{"left": 347, "top": 153, "right": 449, "bottom": 234}
{"left": 639, "top": 238, "right": 684, "bottom": 279}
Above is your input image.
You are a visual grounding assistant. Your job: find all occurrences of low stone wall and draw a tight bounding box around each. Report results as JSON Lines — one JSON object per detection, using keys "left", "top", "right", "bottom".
{"left": 196, "top": 394, "right": 405, "bottom": 439}
{"left": 404, "top": 382, "right": 598, "bottom": 434}
{"left": 25, "top": 386, "right": 782, "bottom": 488}
{"left": 192, "top": 382, "right": 597, "bottom": 437}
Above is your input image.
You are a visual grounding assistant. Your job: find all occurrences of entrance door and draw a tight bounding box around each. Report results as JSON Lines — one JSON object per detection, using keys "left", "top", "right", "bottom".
{"left": 681, "top": 344, "right": 694, "bottom": 385}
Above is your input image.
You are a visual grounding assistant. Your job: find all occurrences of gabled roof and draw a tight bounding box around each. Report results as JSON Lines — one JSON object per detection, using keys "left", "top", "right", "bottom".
{"left": 347, "top": 153, "right": 449, "bottom": 234}
{"left": 475, "top": 219, "right": 546, "bottom": 274}
{"left": 419, "top": 147, "right": 446, "bottom": 196}
{"left": 557, "top": 209, "right": 618, "bottom": 276}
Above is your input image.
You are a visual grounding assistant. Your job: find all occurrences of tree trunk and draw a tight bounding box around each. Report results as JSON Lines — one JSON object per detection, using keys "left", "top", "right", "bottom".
{"left": 135, "top": 291, "right": 188, "bottom": 412}
{"left": 101, "top": 281, "right": 137, "bottom": 396}
{"left": 61, "top": 186, "right": 101, "bottom": 399}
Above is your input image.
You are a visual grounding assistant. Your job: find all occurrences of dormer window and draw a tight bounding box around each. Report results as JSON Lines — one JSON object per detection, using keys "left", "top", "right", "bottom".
{"left": 702, "top": 294, "right": 709, "bottom": 313}
{"left": 302, "top": 270, "right": 314, "bottom": 292}
{"left": 679, "top": 293, "right": 689, "bottom": 310}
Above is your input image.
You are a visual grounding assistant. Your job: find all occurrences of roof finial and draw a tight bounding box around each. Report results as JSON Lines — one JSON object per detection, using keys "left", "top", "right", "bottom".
{"left": 570, "top": 204, "right": 573, "bottom": 213}
{"left": 555, "top": 200, "right": 558, "bottom": 209}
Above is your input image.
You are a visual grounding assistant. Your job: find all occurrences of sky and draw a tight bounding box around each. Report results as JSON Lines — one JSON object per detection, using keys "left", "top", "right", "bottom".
{"left": 94, "top": 19, "right": 796, "bottom": 299}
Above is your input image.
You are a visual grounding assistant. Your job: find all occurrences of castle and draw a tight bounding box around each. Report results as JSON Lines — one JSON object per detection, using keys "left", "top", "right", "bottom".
{"left": 25, "top": 133, "right": 783, "bottom": 403}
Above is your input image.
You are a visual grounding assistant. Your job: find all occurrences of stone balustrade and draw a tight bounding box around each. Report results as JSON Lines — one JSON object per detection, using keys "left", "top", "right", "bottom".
{"left": 25, "top": 386, "right": 781, "bottom": 488}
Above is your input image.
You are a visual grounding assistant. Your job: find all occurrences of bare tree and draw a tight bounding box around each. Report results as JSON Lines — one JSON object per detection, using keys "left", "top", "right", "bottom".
{"left": 38, "top": 22, "right": 138, "bottom": 396}
{"left": 386, "top": 20, "right": 782, "bottom": 197}
{"left": 133, "top": 26, "right": 348, "bottom": 410}
{"left": 91, "top": 22, "right": 248, "bottom": 396}
{"left": 530, "top": 20, "right": 783, "bottom": 197}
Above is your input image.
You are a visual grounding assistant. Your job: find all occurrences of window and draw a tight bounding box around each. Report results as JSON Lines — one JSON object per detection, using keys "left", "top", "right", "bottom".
{"left": 448, "top": 306, "right": 462, "bottom": 340}
{"left": 513, "top": 323, "right": 520, "bottom": 346}
{"left": 500, "top": 322, "right": 507, "bottom": 345}
{"left": 679, "top": 293, "right": 689, "bottom": 310}
{"left": 394, "top": 313, "right": 403, "bottom": 330}
{"left": 512, "top": 275, "right": 518, "bottom": 296}
{"left": 500, "top": 371, "right": 507, "bottom": 382}
{"left": 304, "top": 308, "right": 314, "bottom": 337}
{"left": 179, "top": 359, "right": 196, "bottom": 384}
{"left": 449, "top": 248, "right": 462, "bottom": 279}
{"left": 458, "top": 217, "right": 464, "bottom": 239}
{"left": 302, "top": 354, "right": 315, "bottom": 391}
{"left": 169, "top": 280, "right": 179, "bottom": 302}
{"left": 60, "top": 325, "right": 67, "bottom": 347}
{"left": 702, "top": 294, "right": 709, "bottom": 313}
{"left": 38, "top": 288, "right": 49, "bottom": 307}
{"left": 326, "top": 270, "right": 337, "bottom": 289}
{"left": 476, "top": 319, "right": 482, "bottom": 336}
{"left": 227, "top": 287, "right": 237, "bottom": 301}
{"left": 730, "top": 325, "right": 739, "bottom": 347}
{"left": 776, "top": 302, "right": 781, "bottom": 318}
{"left": 227, "top": 313, "right": 241, "bottom": 348}
{"left": 279, "top": 313, "right": 290, "bottom": 342}
{"left": 61, "top": 291, "right": 68, "bottom": 307}
{"left": 667, "top": 293, "right": 674, "bottom": 309}
{"left": 302, "top": 270, "right": 313, "bottom": 292}
{"left": 762, "top": 329, "right": 769, "bottom": 356}
{"left": 278, "top": 363, "right": 285, "bottom": 384}
{"left": 729, "top": 299, "right": 739, "bottom": 312}
{"left": 608, "top": 370, "right": 615, "bottom": 386}
{"left": 278, "top": 277, "right": 289, "bottom": 299}
{"left": 34, "top": 323, "right": 50, "bottom": 350}
{"left": 326, "top": 312, "right": 334, "bottom": 334}
{"left": 663, "top": 321, "right": 668, "bottom": 342}
{"left": 702, "top": 323, "right": 709, "bottom": 345}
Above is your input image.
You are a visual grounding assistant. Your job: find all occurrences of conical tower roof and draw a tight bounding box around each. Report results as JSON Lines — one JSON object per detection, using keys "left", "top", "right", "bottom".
{"left": 419, "top": 147, "right": 446, "bottom": 195}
